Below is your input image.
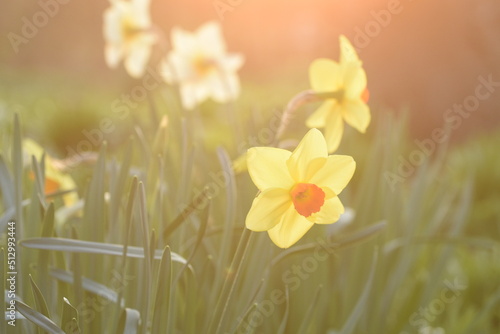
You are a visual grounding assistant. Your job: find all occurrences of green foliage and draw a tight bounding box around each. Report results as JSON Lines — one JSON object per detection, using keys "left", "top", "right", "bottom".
{"left": 0, "top": 88, "right": 499, "bottom": 334}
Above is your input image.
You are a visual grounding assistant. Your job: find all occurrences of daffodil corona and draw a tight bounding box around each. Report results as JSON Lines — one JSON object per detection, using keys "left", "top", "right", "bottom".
{"left": 103, "top": 0, "right": 156, "bottom": 78}
{"left": 160, "top": 21, "right": 244, "bottom": 110}
{"left": 245, "top": 129, "right": 356, "bottom": 248}
{"left": 307, "top": 35, "right": 370, "bottom": 153}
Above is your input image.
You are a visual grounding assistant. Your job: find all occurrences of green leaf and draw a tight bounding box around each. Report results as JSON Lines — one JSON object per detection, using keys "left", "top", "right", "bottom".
{"left": 137, "top": 182, "right": 151, "bottom": 334}
{"left": 16, "top": 300, "right": 65, "bottom": 334}
{"left": 151, "top": 246, "right": 172, "bottom": 334}
{"left": 20, "top": 237, "right": 189, "bottom": 264}
{"left": 70, "top": 228, "right": 84, "bottom": 322}
{"left": 38, "top": 203, "right": 55, "bottom": 298}
{"left": 0, "top": 155, "right": 14, "bottom": 209}
{"left": 61, "top": 298, "right": 80, "bottom": 334}
{"left": 271, "top": 221, "right": 386, "bottom": 267}
{"left": 338, "top": 250, "right": 378, "bottom": 334}
{"left": 116, "top": 308, "right": 141, "bottom": 334}
{"left": 276, "top": 286, "right": 290, "bottom": 334}
{"left": 29, "top": 275, "right": 51, "bottom": 321}
{"left": 297, "top": 285, "right": 322, "bottom": 334}
{"left": 50, "top": 268, "right": 121, "bottom": 305}
{"left": 162, "top": 187, "right": 210, "bottom": 239}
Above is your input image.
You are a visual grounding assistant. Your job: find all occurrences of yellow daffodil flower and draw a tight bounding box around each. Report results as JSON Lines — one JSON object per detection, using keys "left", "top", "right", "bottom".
{"left": 23, "top": 139, "right": 78, "bottom": 206}
{"left": 245, "top": 128, "right": 355, "bottom": 248}
{"left": 103, "top": 0, "right": 156, "bottom": 78}
{"left": 307, "top": 35, "right": 370, "bottom": 153}
{"left": 160, "top": 21, "right": 244, "bottom": 110}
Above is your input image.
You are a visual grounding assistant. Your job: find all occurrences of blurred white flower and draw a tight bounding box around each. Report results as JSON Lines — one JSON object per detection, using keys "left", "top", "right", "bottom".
{"left": 103, "top": 0, "right": 156, "bottom": 78}
{"left": 160, "top": 21, "right": 244, "bottom": 110}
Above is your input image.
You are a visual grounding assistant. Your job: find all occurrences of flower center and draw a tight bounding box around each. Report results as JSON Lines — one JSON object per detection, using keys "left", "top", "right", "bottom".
{"left": 29, "top": 171, "right": 60, "bottom": 194}
{"left": 121, "top": 17, "right": 142, "bottom": 41}
{"left": 290, "top": 183, "right": 325, "bottom": 217}
{"left": 193, "top": 55, "right": 215, "bottom": 76}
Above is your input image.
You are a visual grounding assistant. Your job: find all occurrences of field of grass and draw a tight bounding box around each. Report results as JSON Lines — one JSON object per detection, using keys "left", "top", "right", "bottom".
{"left": 1, "top": 68, "right": 499, "bottom": 334}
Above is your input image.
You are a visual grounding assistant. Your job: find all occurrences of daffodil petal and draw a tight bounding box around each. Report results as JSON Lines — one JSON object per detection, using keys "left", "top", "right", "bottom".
{"left": 342, "top": 100, "right": 370, "bottom": 133}
{"left": 287, "top": 128, "right": 328, "bottom": 182}
{"left": 247, "top": 147, "right": 293, "bottom": 190}
{"left": 344, "top": 65, "right": 367, "bottom": 100}
{"left": 339, "top": 35, "right": 361, "bottom": 65}
{"left": 267, "top": 207, "right": 314, "bottom": 248}
{"left": 179, "top": 83, "right": 199, "bottom": 110}
{"left": 305, "top": 100, "right": 335, "bottom": 128}
{"left": 105, "top": 44, "right": 123, "bottom": 68}
{"left": 309, "top": 59, "right": 342, "bottom": 93}
{"left": 197, "top": 21, "right": 226, "bottom": 57}
{"left": 125, "top": 41, "right": 152, "bottom": 78}
{"left": 224, "top": 54, "right": 244, "bottom": 72}
{"left": 207, "top": 72, "right": 240, "bottom": 102}
{"left": 171, "top": 27, "right": 198, "bottom": 55}
{"left": 323, "top": 109, "right": 344, "bottom": 153}
{"left": 312, "top": 196, "right": 344, "bottom": 224}
{"left": 309, "top": 155, "right": 355, "bottom": 195}
{"left": 245, "top": 188, "right": 291, "bottom": 231}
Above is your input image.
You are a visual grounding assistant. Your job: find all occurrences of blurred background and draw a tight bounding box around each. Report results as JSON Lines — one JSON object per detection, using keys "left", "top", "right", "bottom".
{"left": 1, "top": 0, "right": 500, "bottom": 140}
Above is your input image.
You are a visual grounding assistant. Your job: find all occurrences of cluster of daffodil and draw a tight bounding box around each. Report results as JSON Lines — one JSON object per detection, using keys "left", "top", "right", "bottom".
{"left": 244, "top": 36, "right": 370, "bottom": 248}
{"left": 103, "top": 0, "right": 243, "bottom": 110}
{"left": 102, "top": 0, "right": 370, "bottom": 248}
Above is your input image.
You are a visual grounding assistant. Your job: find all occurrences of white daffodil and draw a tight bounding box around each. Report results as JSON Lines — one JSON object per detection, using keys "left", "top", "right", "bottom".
{"left": 103, "top": 0, "right": 156, "bottom": 78}
{"left": 160, "top": 21, "right": 244, "bottom": 110}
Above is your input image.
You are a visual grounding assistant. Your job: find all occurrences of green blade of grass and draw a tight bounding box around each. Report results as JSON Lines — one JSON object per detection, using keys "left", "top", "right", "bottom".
{"left": 61, "top": 297, "right": 80, "bottom": 334}
{"left": 116, "top": 308, "right": 141, "bottom": 334}
{"left": 175, "top": 200, "right": 210, "bottom": 282}
{"left": 271, "top": 221, "right": 386, "bottom": 267}
{"left": 212, "top": 229, "right": 254, "bottom": 334}
{"left": 70, "top": 227, "right": 84, "bottom": 330}
{"left": 215, "top": 147, "right": 237, "bottom": 285}
{"left": 137, "top": 182, "right": 151, "bottom": 334}
{"left": 49, "top": 268, "right": 121, "bottom": 305}
{"left": 38, "top": 202, "right": 55, "bottom": 298}
{"left": 276, "top": 286, "right": 290, "bottom": 334}
{"left": 30, "top": 154, "right": 46, "bottom": 209}
{"left": 29, "top": 275, "right": 51, "bottom": 325}
{"left": 0, "top": 154, "right": 14, "bottom": 209}
{"left": 109, "top": 138, "right": 133, "bottom": 230}
{"left": 82, "top": 143, "right": 107, "bottom": 243}
{"left": 151, "top": 246, "right": 172, "bottom": 334}
{"left": 232, "top": 303, "right": 257, "bottom": 334}
{"left": 162, "top": 187, "right": 210, "bottom": 240}
{"left": 113, "top": 177, "right": 137, "bottom": 333}
{"left": 16, "top": 300, "right": 65, "bottom": 334}
{"left": 19, "top": 238, "right": 189, "bottom": 264}
{"left": 297, "top": 285, "right": 323, "bottom": 334}
{"left": 338, "top": 249, "right": 378, "bottom": 334}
